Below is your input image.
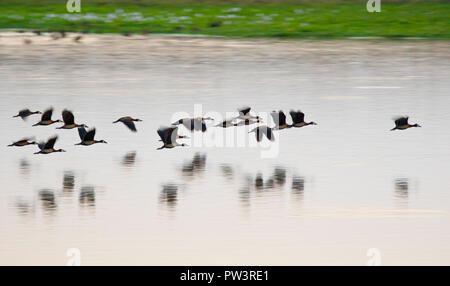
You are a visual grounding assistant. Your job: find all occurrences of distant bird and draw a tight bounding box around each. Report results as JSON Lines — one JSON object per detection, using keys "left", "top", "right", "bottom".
{"left": 157, "top": 126, "right": 187, "bottom": 150}
{"left": 23, "top": 39, "right": 32, "bottom": 45}
{"left": 249, "top": 125, "right": 275, "bottom": 142}
{"left": 13, "top": 109, "right": 42, "bottom": 120}
{"left": 391, "top": 116, "right": 421, "bottom": 131}
{"left": 236, "top": 106, "right": 260, "bottom": 121}
{"left": 34, "top": 136, "right": 65, "bottom": 154}
{"left": 7, "top": 138, "right": 37, "bottom": 147}
{"left": 76, "top": 127, "right": 107, "bottom": 146}
{"left": 289, "top": 110, "right": 317, "bottom": 128}
{"left": 233, "top": 118, "right": 261, "bottom": 126}
{"left": 73, "top": 35, "right": 82, "bottom": 43}
{"left": 32, "top": 108, "right": 62, "bottom": 126}
{"left": 173, "top": 117, "right": 213, "bottom": 132}
{"left": 56, "top": 109, "right": 88, "bottom": 129}
{"left": 271, "top": 110, "right": 291, "bottom": 130}
{"left": 113, "top": 116, "right": 142, "bottom": 132}
{"left": 215, "top": 119, "right": 236, "bottom": 128}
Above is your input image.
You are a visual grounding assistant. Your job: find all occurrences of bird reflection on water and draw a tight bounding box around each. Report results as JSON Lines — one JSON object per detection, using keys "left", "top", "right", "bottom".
{"left": 38, "top": 189, "right": 57, "bottom": 213}
{"left": 159, "top": 184, "right": 178, "bottom": 210}
{"left": 394, "top": 178, "right": 409, "bottom": 207}
{"left": 122, "top": 151, "right": 137, "bottom": 167}
{"left": 63, "top": 171, "right": 75, "bottom": 193}
{"left": 291, "top": 176, "right": 305, "bottom": 199}
{"left": 79, "top": 186, "right": 96, "bottom": 207}
{"left": 181, "top": 153, "right": 206, "bottom": 178}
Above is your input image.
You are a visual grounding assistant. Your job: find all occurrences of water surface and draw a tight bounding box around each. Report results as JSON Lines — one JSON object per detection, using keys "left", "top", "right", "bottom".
{"left": 1, "top": 33, "right": 450, "bottom": 265}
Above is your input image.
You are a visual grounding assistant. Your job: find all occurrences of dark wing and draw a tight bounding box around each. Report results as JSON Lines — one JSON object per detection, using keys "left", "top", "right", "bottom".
{"left": 44, "top": 136, "right": 58, "bottom": 149}
{"left": 394, "top": 116, "right": 409, "bottom": 127}
{"left": 62, "top": 109, "right": 75, "bottom": 125}
{"left": 19, "top": 109, "right": 31, "bottom": 116}
{"left": 157, "top": 127, "right": 169, "bottom": 143}
{"left": 41, "top": 108, "right": 53, "bottom": 121}
{"left": 279, "top": 110, "right": 287, "bottom": 126}
{"left": 122, "top": 120, "right": 137, "bottom": 132}
{"left": 263, "top": 127, "right": 275, "bottom": 141}
{"left": 84, "top": 128, "right": 96, "bottom": 141}
{"left": 290, "top": 110, "right": 304, "bottom": 124}
{"left": 37, "top": 142, "right": 45, "bottom": 150}
{"left": 78, "top": 126, "right": 87, "bottom": 140}
{"left": 238, "top": 106, "right": 251, "bottom": 116}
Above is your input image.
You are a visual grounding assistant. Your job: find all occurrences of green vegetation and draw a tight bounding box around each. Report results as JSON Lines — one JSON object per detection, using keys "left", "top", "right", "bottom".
{"left": 0, "top": 0, "right": 448, "bottom": 39}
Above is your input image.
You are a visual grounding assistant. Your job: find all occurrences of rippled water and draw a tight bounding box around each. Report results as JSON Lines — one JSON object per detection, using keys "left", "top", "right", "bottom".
{"left": 1, "top": 33, "right": 450, "bottom": 265}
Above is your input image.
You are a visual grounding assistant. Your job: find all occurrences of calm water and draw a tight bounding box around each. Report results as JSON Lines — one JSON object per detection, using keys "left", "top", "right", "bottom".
{"left": 1, "top": 33, "right": 450, "bottom": 265}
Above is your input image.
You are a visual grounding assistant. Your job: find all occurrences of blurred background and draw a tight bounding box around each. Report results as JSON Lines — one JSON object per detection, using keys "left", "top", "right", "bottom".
{"left": 0, "top": 0, "right": 449, "bottom": 265}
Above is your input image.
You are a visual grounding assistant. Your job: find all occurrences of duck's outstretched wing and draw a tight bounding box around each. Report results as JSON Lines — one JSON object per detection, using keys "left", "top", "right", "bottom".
{"left": 122, "top": 120, "right": 137, "bottom": 132}
{"left": 84, "top": 128, "right": 96, "bottom": 141}
{"left": 41, "top": 108, "right": 53, "bottom": 121}
{"left": 78, "top": 126, "right": 87, "bottom": 140}
{"left": 62, "top": 109, "right": 75, "bottom": 125}
{"left": 44, "top": 136, "right": 58, "bottom": 149}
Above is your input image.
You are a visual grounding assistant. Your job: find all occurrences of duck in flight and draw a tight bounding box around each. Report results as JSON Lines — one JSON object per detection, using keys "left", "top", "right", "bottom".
{"left": 76, "top": 127, "right": 107, "bottom": 146}
{"left": 271, "top": 110, "right": 291, "bottom": 130}
{"left": 233, "top": 118, "right": 261, "bottom": 126}
{"left": 157, "top": 126, "right": 188, "bottom": 150}
{"left": 289, "top": 110, "right": 317, "bottom": 128}
{"left": 236, "top": 106, "right": 260, "bottom": 121}
{"left": 7, "top": 138, "right": 37, "bottom": 147}
{"left": 215, "top": 118, "right": 236, "bottom": 128}
{"left": 391, "top": 117, "right": 421, "bottom": 131}
{"left": 56, "top": 109, "right": 88, "bottom": 129}
{"left": 13, "top": 109, "right": 42, "bottom": 120}
{"left": 113, "top": 116, "right": 142, "bottom": 132}
{"left": 173, "top": 117, "right": 214, "bottom": 132}
{"left": 34, "top": 136, "right": 65, "bottom": 154}
{"left": 32, "top": 108, "right": 62, "bottom": 126}
{"left": 249, "top": 125, "right": 275, "bottom": 142}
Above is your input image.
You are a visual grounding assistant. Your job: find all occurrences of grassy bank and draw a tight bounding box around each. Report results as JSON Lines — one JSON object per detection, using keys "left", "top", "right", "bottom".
{"left": 0, "top": 1, "right": 448, "bottom": 39}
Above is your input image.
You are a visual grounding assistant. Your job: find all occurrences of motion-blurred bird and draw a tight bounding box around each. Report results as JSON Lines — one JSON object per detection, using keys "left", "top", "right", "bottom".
{"left": 289, "top": 110, "right": 317, "bottom": 128}
{"left": 157, "top": 126, "right": 188, "bottom": 150}
{"left": 7, "top": 138, "right": 37, "bottom": 147}
{"left": 34, "top": 136, "right": 65, "bottom": 154}
{"left": 56, "top": 109, "right": 88, "bottom": 129}
{"left": 76, "top": 127, "right": 107, "bottom": 146}
{"left": 271, "top": 110, "right": 291, "bottom": 130}
{"left": 13, "top": 109, "right": 42, "bottom": 120}
{"left": 173, "top": 117, "right": 213, "bottom": 132}
{"left": 113, "top": 116, "right": 142, "bottom": 132}
{"left": 249, "top": 125, "right": 275, "bottom": 142}
{"left": 32, "top": 108, "right": 62, "bottom": 126}
{"left": 236, "top": 106, "right": 260, "bottom": 121}
{"left": 391, "top": 116, "right": 421, "bottom": 131}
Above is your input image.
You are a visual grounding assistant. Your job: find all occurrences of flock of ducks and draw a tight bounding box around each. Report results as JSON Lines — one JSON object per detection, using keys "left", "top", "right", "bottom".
{"left": 8, "top": 107, "right": 141, "bottom": 154}
{"left": 8, "top": 106, "right": 421, "bottom": 153}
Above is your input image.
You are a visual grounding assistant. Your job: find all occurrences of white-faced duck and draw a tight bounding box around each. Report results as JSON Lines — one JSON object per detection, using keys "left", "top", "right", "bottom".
{"left": 34, "top": 136, "right": 65, "bottom": 154}
{"left": 391, "top": 117, "right": 421, "bottom": 131}
{"left": 32, "top": 108, "right": 62, "bottom": 126}
{"left": 56, "top": 109, "right": 88, "bottom": 129}
{"left": 76, "top": 127, "right": 107, "bottom": 146}
{"left": 113, "top": 116, "right": 142, "bottom": 132}
{"left": 13, "top": 109, "right": 42, "bottom": 120}
{"left": 249, "top": 125, "right": 275, "bottom": 142}
{"left": 157, "top": 126, "right": 188, "bottom": 150}
{"left": 8, "top": 138, "right": 37, "bottom": 147}
{"left": 289, "top": 110, "right": 317, "bottom": 128}
{"left": 271, "top": 110, "right": 291, "bottom": 130}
